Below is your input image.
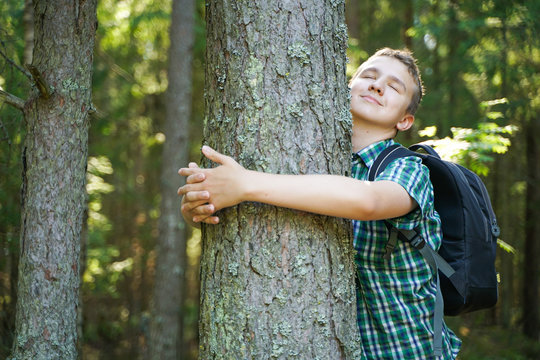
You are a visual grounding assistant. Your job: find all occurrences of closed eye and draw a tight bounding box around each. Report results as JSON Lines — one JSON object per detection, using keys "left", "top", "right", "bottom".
{"left": 388, "top": 81, "right": 404, "bottom": 92}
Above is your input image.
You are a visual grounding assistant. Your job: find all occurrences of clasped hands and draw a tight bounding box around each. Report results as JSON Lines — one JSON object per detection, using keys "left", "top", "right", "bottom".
{"left": 178, "top": 146, "right": 247, "bottom": 225}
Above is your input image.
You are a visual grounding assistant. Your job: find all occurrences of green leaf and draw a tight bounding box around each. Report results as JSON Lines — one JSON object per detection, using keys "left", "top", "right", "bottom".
{"left": 497, "top": 239, "right": 516, "bottom": 254}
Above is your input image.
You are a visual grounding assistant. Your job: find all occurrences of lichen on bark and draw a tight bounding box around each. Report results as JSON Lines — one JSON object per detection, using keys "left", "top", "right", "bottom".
{"left": 200, "top": 1, "right": 361, "bottom": 359}
{"left": 10, "top": 1, "right": 97, "bottom": 359}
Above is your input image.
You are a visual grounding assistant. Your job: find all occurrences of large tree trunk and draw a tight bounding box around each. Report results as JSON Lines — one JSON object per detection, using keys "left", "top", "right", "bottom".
{"left": 10, "top": 0, "right": 97, "bottom": 358}
{"left": 149, "top": 0, "right": 194, "bottom": 358}
{"left": 523, "top": 115, "right": 540, "bottom": 340}
{"left": 200, "top": 1, "right": 361, "bottom": 359}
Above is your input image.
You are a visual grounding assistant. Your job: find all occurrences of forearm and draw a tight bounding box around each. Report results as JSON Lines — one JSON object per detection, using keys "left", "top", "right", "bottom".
{"left": 242, "top": 171, "right": 380, "bottom": 220}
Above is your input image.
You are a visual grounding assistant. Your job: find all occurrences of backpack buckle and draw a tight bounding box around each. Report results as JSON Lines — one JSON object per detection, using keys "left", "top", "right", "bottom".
{"left": 491, "top": 220, "right": 501, "bottom": 237}
{"left": 410, "top": 235, "right": 425, "bottom": 249}
{"left": 383, "top": 227, "right": 399, "bottom": 260}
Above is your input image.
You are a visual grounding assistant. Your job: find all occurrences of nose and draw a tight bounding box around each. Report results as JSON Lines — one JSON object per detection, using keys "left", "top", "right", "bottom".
{"left": 369, "top": 81, "right": 383, "bottom": 95}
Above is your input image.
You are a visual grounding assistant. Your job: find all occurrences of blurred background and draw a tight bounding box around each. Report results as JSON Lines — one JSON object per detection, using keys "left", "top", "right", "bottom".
{"left": 1, "top": 0, "right": 539, "bottom": 359}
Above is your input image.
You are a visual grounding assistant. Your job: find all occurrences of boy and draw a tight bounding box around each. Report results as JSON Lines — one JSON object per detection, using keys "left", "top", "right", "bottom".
{"left": 178, "top": 48, "right": 461, "bottom": 359}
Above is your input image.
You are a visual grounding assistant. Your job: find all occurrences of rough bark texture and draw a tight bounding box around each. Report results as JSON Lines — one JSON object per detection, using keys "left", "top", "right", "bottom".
{"left": 149, "top": 0, "right": 194, "bottom": 358}
{"left": 10, "top": 1, "right": 97, "bottom": 359}
{"left": 200, "top": 1, "right": 361, "bottom": 359}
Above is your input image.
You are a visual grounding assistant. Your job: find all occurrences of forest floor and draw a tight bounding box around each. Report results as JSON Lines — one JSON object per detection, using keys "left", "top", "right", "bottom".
{"left": 446, "top": 317, "right": 540, "bottom": 360}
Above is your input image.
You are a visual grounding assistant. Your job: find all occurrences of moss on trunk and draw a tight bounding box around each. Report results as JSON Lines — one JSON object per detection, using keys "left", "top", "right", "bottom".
{"left": 10, "top": 1, "right": 97, "bottom": 359}
{"left": 199, "top": 1, "right": 361, "bottom": 359}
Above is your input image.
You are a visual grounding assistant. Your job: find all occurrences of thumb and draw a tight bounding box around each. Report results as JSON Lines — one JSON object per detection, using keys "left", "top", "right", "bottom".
{"left": 202, "top": 145, "right": 231, "bottom": 165}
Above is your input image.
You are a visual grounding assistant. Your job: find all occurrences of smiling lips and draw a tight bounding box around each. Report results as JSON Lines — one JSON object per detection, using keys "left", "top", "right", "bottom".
{"left": 361, "top": 95, "right": 382, "bottom": 106}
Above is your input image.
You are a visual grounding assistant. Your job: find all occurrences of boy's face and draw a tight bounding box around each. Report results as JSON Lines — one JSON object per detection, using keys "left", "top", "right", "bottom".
{"left": 349, "top": 56, "right": 416, "bottom": 131}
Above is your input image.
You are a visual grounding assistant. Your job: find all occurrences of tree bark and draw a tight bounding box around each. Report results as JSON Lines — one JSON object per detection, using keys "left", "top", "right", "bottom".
{"left": 10, "top": 0, "right": 97, "bottom": 358}
{"left": 200, "top": 1, "right": 361, "bottom": 359}
{"left": 149, "top": 0, "right": 194, "bottom": 358}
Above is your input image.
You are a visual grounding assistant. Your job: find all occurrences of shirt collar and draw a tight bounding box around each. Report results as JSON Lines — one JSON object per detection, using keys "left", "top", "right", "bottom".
{"left": 352, "top": 139, "right": 395, "bottom": 168}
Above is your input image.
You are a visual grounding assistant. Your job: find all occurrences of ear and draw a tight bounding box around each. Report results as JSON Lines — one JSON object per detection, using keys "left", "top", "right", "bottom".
{"left": 396, "top": 113, "right": 415, "bottom": 132}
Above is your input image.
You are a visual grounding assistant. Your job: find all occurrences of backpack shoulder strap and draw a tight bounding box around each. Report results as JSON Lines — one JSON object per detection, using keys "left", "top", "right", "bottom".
{"left": 368, "top": 144, "right": 421, "bottom": 181}
{"left": 391, "top": 227, "right": 456, "bottom": 357}
{"left": 409, "top": 143, "right": 441, "bottom": 158}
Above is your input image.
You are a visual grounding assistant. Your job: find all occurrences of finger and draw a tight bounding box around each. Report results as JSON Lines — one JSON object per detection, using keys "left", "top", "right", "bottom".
{"left": 195, "top": 215, "right": 220, "bottom": 224}
{"left": 178, "top": 183, "right": 203, "bottom": 196}
{"left": 191, "top": 203, "right": 215, "bottom": 216}
{"left": 201, "top": 145, "right": 232, "bottom": 166}
{"left": 182, "top": 201, "right": 214, "bottom": 215}
{"left": 181, "top": 199, "right": 209, "bottom": 213}
{"left": 178, "top": 167, "right": 204, "bottom": 177}
{"left": 186, "top": 172, "right": 206, "bottom": 184}
{"left": 188, "top": 162, "right": 199, "bottom": 168}
{"left": 183, "top": 190, "right": 210, "bottom": 203}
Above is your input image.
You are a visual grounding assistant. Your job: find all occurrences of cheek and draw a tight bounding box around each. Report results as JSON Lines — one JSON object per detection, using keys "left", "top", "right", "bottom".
{"left": 388, "top": 93, "right": 408, "bottom": 110}
{"left": 349, "top": 79, "right": 364, "bottom": 94}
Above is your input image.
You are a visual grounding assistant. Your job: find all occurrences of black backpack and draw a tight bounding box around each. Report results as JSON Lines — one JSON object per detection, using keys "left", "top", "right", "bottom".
{"left": 368, "top": 143, "right": 500, "bottom": 355}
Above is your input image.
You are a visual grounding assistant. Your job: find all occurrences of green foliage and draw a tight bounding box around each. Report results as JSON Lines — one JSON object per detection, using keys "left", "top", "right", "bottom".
{"left": 0, "top": 1, "right": 27, "bottom": 356}
{"left": 418, "top": 121, "right": 516, "bottom": 176}
{"left": 81, "top": 0, "right": 176, "bottom": 354}
{"left": 497, "top": 239, "right": 516, "bottom": 255}
{"left": 84, "top": 156, "right": 129, "bottom": 298}
{"left": 0, "top": 0, "right": 27, "bottom": 246}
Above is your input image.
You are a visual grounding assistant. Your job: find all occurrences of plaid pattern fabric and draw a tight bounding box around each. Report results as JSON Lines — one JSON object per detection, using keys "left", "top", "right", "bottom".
{"left": 352, "top": 139, "right": 461, "bottom": 359}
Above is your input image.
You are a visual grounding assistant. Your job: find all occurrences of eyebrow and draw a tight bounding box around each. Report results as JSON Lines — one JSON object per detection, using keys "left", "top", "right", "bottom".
{"left": 360, "top": 67, "right": 407, "bottom": 92}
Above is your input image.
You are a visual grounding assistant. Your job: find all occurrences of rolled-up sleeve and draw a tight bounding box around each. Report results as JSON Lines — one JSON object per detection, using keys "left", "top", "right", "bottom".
{"left": 375, "top": 156, "right": 436, "bottom": 231}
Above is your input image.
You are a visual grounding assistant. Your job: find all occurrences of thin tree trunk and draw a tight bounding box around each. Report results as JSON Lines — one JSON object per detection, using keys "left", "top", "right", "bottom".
{"left": 23, "top": 0, "right": 33, "bottom": 65}
{"left": 345, "top": 0, "right": 361, "bottom": 41}
{"left": 445, "top": 0, "right": 460, "bottom": 138}
{"left": 150, "top": 0, "right": 194, "bottom": 358}
{"left": 401, "top": 0, "right": 413, "bottom": 49}
{"left": 496, "top": 16, "right": 511, "bottom": 328}
{"left": 200, "top": 1, "right": 361, "bottom": 358}
{"left": 10, "top": 0, "right": 97, "bottom": 358}
{"left": 400, "top": 0, "right": 414, "bottom": 144}
{"left": 523, "top": 114, "right": 540, "bottom": 340}
{"left": 78, "top": 209, "right": 88, "bottom": 358}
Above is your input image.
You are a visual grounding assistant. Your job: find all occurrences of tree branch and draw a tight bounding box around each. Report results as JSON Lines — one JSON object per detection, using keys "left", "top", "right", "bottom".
{"left": 88, "top": 103, "right": 105, "bottom": 119}
{"left": 25, "top": 64, "right": 51, "bottom": 99}
{"left": 0, "top": 44, "right": 33, "bottom": 81}
{"left": 0, "top": 89, "right": 25, "bottom": 111}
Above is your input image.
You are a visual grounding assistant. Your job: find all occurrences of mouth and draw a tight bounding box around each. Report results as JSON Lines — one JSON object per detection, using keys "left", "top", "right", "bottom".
{"left": 361, "top": 95, "right": 382, "bottom": 106}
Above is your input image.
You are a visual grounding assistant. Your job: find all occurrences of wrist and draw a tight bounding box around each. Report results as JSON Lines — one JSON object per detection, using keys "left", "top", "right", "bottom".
{"left": 241, "top": 169, "right": 259, "bottom": 202}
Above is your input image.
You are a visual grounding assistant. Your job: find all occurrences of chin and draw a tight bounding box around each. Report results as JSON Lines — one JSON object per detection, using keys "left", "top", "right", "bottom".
{"left": 351, "top": 107, "right": 379, "bottom": 122}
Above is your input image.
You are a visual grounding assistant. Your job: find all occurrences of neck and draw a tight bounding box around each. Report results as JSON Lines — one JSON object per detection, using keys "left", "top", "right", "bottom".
{"left": 351, "top": 118, "right": 396, "bottom": 153}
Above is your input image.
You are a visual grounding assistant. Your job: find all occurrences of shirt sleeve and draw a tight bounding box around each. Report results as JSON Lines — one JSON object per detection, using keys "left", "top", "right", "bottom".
{"left": 375, "top": 156, "right": 435, "bottom": 231}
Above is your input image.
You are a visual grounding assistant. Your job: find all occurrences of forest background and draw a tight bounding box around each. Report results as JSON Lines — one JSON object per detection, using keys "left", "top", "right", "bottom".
{"left": 1, "top": 0, "right": 539, "bottom": 359}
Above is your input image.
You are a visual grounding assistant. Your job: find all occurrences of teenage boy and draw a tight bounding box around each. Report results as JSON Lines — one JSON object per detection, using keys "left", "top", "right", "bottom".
{"left": 178, "top": 48, "right": 461, "bottom": 359}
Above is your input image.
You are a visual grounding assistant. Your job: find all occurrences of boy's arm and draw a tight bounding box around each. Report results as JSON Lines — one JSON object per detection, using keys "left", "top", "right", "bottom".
{"left": 178, "top": 146, "right": 417, "bottom": 222}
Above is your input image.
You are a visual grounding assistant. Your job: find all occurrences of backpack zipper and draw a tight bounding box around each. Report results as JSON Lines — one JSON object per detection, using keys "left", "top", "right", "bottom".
{"left": 472, "top": 175, "right": 500, "bottom": 239}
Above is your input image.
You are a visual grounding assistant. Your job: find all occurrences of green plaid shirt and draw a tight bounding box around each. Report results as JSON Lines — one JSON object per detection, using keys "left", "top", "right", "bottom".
{"left": 352, "top": 139, "right": 461, "bottom": 359}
